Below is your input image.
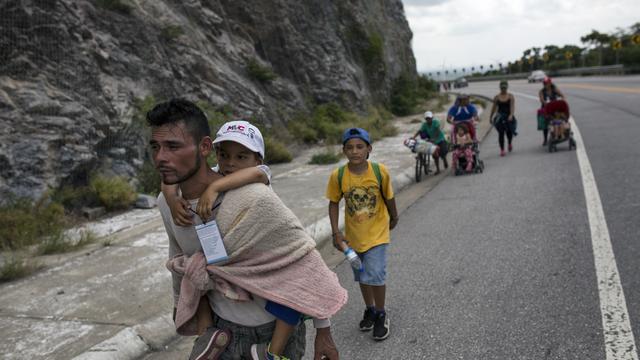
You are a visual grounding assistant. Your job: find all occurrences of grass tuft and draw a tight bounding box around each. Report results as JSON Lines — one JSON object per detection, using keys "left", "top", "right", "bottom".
{"left": 37, "top": 230, "right": 96, "bottom": 256}
{"left": 309, "top": 151, "right": 341, "bottom": 165}
{"left": 0, "top": 256, "right": 40, "bottom": 283}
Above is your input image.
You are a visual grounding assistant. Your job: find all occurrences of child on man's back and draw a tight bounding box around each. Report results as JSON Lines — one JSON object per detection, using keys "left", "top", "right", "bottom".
{"left": 162, "top": 120, "right": 304, "bottom": 360}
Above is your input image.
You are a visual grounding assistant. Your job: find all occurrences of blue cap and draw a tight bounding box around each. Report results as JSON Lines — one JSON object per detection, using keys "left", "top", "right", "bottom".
{"left": 342, "top": 127, "right": 371, "bottom": 145}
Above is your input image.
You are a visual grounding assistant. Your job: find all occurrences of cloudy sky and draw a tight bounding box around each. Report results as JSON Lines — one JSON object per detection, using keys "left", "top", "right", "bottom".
{"left": 402, "top": 0, "right": 640, "bottom": 73}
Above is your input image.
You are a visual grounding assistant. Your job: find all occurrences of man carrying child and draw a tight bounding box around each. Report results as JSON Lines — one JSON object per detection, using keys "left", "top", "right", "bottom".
{"left": 148, "top": 98, "right": 345, "bottom": 359}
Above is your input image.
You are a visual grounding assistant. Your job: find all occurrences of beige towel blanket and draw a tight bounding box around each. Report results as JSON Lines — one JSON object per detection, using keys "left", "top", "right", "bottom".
{"left": 169, "top": 183, "right": 347, "bottom": 335}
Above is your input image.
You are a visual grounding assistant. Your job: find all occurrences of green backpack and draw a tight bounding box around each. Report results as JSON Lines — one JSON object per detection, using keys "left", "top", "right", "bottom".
{"left": 337, "top": 162, "right": 386, "bottom": 199}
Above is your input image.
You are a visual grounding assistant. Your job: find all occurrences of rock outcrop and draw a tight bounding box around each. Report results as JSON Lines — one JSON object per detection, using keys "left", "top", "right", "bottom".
{"left": 0, "top": 0, "right": 416, "bottom": 200}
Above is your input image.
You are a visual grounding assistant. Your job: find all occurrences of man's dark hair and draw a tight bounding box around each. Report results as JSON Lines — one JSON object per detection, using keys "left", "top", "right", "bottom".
{"left": 146, "top": 98, "right": 210, "bottom": 142}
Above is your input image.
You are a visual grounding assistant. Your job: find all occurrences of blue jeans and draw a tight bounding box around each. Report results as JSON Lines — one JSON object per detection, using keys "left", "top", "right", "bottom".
{"left": 352, "top": 244, "right": 388, "bottom": 286}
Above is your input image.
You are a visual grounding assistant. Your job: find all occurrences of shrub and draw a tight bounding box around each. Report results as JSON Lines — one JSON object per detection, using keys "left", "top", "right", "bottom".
{"left": 160, "top": 25, "right": 184, "bottom": 42}
{"left": 0, "top": 198, "right": 66, "bottom": 251}
{"left": 90, "top": 175, "right": 136, "bottom": 211}
{"left": 288, "top": 104, "right": 396, "bottom": 145}
{"left": 246, "top": 59, "right": 277, "bottom": 83}
{"left": 309, "top": 151, "right": 341, "bottom": 165}
{"left": 51, "top": 186, "right": 100, "bottom": 213}
{"left": 264, "top": 136, "right": 292, "bottom": 164}
{"left": 363, "top": 32, "right": 385, "bottom": 69}
{"left": 390, "top": 74, "right": 438, "bottom": 116}
{"left": 0, "top": 256, "right": 39, "bottom": 283}
{"left": 95, "top": 0, "right": 133, "bottom": 14}
{"left": 136, "top": 160, "right": 161, "bottom": 196}
{"left": 287, "top": 121, "right": 319, "bottom": 143}
{"left": 362, "top": 106, "right": 397, "bottom": 141}
{"left": 132, "top": 95, "right": 157, "bottom": 128}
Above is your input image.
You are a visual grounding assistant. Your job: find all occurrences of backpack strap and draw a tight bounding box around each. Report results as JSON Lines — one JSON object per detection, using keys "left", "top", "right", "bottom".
{"left": 337, "top": 162, "right": 386, "bottom": 199}
{"left": 337, "top": 165, "right": 346, "bottom": 197}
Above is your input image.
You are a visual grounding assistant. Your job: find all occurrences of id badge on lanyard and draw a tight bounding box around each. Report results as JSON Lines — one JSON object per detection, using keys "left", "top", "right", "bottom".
{"left": 195, "top": 220, "right": 228, "bottom": 264}
{"left": 191, "top": 196, "right": 227, "bottom": 264}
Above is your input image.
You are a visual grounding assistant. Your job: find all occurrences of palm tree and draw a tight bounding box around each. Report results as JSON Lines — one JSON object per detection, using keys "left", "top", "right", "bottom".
{"left": 581, "top": 30, "right": 612, "bottom": 66}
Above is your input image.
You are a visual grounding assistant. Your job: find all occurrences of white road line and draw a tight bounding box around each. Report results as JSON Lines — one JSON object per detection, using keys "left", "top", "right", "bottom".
{"left": 571, "top": 119, "right": 639, "bottom": 360}
{"left": 512, "top": 89, "right": 638, "bottom": 359}
{"left": 510, "top": 91, "right": 539, "bottom": 101}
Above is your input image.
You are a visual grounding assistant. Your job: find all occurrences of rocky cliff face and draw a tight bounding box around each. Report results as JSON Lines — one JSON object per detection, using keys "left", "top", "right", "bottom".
{"left": 0, "top": 0, "right": 416, "bottom": 200}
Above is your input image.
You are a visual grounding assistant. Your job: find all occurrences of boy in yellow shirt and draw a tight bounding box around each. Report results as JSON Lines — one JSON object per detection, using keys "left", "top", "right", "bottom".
{"left": 326, "top": 127, "right": 398, "bottom": 341}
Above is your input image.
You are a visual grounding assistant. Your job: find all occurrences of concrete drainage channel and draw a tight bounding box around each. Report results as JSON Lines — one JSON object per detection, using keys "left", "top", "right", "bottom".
{"left": 72, "top": 94, "right": 494, "bottom": 360}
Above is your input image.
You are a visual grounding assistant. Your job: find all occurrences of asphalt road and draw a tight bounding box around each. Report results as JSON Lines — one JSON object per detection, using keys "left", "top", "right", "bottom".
{"left": 321, "top": 76, "right": 639, "bottom": 359}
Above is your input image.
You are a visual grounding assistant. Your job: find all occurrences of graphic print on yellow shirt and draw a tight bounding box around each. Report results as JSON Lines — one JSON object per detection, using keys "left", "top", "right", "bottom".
{"left": 326, "top": 161, "right": 394, "bottom": 253}
{"left": 345, "top": 185, "right": 378, "bottom": 223}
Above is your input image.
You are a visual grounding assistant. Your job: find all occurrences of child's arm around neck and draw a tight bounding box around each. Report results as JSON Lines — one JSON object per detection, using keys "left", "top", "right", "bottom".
{"left": 196, "top": 166, "right": 270, "bottom": 220}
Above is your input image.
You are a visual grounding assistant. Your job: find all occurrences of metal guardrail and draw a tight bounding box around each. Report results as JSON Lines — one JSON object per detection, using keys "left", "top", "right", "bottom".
{"left": 553, "top": 64, "right": 625, "bottom": 76}
{"left": 463, "top": 65, "right": 627, "bottom": 82}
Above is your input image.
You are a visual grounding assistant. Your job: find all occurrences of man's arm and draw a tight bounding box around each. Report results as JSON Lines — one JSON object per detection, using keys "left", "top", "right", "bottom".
{"left": 314, "top": 326, "right": 339, "bottom": 360}
{"left": 161, "top": 182, "right": 194, "bottom": 226}
{"left": 158, "top": 195, "right": 183, "bottom": 319}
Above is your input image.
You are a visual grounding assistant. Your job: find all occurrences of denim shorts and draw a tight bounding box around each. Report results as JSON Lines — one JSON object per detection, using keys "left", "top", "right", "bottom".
{"left": 352, "top": 244, "right": 388, "bottom": 286}
{"left": 213, "top": 315, "right": 306, "bottom": 359}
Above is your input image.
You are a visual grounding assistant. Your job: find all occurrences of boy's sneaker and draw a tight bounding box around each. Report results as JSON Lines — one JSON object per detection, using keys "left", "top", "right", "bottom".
{"left": 250, "top": 343, "right": 290, "bottom": 360}
{"left": 359, "top": 308, "right": 376, "bottom": 331}
{"left": 189, "top": 327, "right": 231, "bottom": 360}
{"left": 372, "top": 312, "right": 390, "bottom": 341}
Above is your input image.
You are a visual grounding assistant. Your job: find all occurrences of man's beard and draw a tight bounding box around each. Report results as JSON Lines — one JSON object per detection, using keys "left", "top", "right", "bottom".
{"left": 161, "top": 152, "right": 201, "bottom": 185}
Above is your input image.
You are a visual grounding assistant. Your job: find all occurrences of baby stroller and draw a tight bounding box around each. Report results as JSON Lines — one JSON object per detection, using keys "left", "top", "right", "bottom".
{"left": 404, "top": 138, "right": 437, "bottom": 182}
{"left": 451, "top": 122, "right": 484, "bottom": 176}
{"left": 543, "top": 100, "right": 576, "bottom": 152}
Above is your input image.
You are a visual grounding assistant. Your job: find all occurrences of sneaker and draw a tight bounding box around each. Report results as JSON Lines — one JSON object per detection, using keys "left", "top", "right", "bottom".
{"left": 508, "top": 144, "right": 513, "bottom": 152}
{"left": 372, "top": 312, "right": 390, "bottom": 341}
{"left": 359, "top": 308, "right": 376, "bottom": 331}
{"left": 250, "top": 343, "right": 290, "bottom": 360}
{"left": 500, "top": 149, "right": 506, "bottom": 157}
{"left": 189, "top": 327, "right": 231, "bottom": 360}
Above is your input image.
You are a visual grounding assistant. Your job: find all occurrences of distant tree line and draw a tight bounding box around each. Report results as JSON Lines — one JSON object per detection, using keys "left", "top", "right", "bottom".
{"left": 500, "top": 22, "right": 640, "bottom": 74}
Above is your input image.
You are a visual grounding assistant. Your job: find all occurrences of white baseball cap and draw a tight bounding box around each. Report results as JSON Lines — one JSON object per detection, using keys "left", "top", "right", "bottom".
{"left": 212, "top": 120, "right": 265, "bottom": 159}
{"left": 424, "top": 111, "right": 433, "bottom": 119}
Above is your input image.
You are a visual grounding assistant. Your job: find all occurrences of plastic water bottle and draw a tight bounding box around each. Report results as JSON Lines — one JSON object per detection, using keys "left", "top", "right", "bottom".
{"left": 344, "top": 246, "right": 363, "bottom": 272}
